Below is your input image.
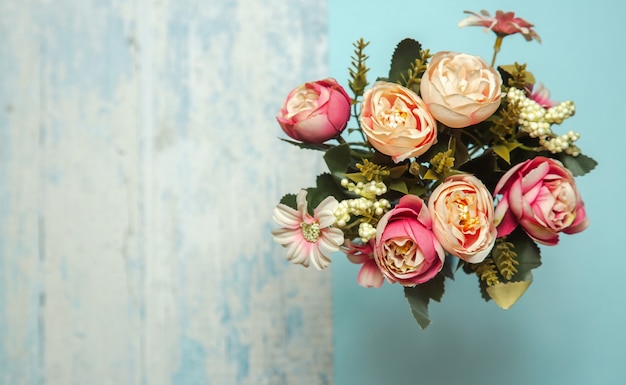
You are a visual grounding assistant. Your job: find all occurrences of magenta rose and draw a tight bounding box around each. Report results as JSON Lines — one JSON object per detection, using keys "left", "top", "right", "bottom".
{"left": 276, "top": 78, "right": 351, "bottom": 143}
{"left": 494, "top": 156, "right": 589, "bottom": 245}
{"left": 374, "top": 195, "right": 445, "bottom": 286}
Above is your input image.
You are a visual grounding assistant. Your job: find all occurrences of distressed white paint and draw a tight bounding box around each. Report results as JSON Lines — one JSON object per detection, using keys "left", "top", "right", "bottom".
{"left": 0, "top": 1, "right": 332, "bottom": 384}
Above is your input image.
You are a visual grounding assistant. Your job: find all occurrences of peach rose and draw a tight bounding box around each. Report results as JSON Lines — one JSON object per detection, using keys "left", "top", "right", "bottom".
{"left": 494, "top": 156, "right": 589, "bottom": 246}
{"left": 374, "top": 195, "right": 444, "bottom": 286}
{"left": 277, "top": 78, "right": 351, "bottom": 143}
{"left": 420, "top": 51, "right": 503, "bottom": 128}
{"left": 428, "top": 174, "right": 497, "bottom": 263}
{"left": 360, "top": 81, "right": 438, "bottom": 163}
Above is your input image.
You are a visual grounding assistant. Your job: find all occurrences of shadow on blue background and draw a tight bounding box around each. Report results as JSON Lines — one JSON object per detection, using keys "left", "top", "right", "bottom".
{"left": 330, "top": 1, "right": 624, "bottom": 384}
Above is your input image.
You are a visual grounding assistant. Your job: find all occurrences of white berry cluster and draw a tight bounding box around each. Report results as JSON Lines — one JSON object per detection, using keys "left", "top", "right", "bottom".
{"left": 334, "top": 179, "right": 391, "bottom": 241}
{"left": 507, "top": 87, "right": 580, "bottom": 156}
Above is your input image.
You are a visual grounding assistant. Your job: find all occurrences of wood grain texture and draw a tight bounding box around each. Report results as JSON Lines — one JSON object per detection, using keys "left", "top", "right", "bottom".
{"left": 0, "top": 1, "right": 331, "bottom": 384}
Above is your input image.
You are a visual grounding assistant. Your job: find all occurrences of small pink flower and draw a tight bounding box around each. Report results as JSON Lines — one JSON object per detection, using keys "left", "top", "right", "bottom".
{"left": 528, "top": 83, "right": 557, "bottom": 109}
{"left": 277, "top": 78, "right": 351, "bottom": 143}
{"left": 494, "top": 157, "right": 589, "bottom": 245}
{"left": 272, "top": 190, "right": 344, "bottom": 269}
{"left": 458, "top": 10, "right": 541, "bottom": 42}
{"left": 374, "top": 195, "right": 445, "bottom": 286}
{"left": 343, "top": 239, "right": 384, "bottom": 288}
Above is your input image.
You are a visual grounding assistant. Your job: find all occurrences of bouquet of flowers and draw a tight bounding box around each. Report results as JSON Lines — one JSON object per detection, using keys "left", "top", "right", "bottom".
{"left": 270, "top": 10, "right": 597, "bottom": 329}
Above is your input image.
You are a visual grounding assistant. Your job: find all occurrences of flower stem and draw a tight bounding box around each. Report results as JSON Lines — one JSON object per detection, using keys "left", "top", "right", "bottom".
{"left": 491, "top": 35, "right": 504, "bottom": 68}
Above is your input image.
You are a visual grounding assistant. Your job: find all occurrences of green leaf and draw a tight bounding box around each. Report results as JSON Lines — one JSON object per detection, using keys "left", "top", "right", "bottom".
{"left": 344, "top": 172, "right": 368, "bottom": 183}
{"left": 492, "top": 144, "right": 511, "bottom": 164}
{"left": 505, "top": 228, "right": 542, "bottom": 282}
{"left": 557, "top": 153, "right": 598, "bottom": 177}
{"left": 453, "top": 136, "right": 470, "bottom": 167}
{"left": 324, "top": 143, "right": 352, "bottom": 176}
{"left": 499, "top": 64, "right": 536, "bottom": 85}
{"left": 423, "top": 169, "right": 439, "bottom": 180}
{"left": 403, "top": 273, "right": 445, "bottom": 330}
{"left": 388, "top": 179, "right": 409, "bottom": 194}
{"left": 279, "top": 137, "right": 331, "bottom": 151}
{"left": 279, "top": 193, "right": 297, "bottom": 210}
{"left": 404, "top": 286, "right": 431, "bottom": 329}
{"left": 388, "top": 38, "right": 422, "bottom": 84}
{"left": 388, "top": 164, "right": 409, "bottom": 178}
{"left": 441, "top": 255, "right": 456, "bottom": 280}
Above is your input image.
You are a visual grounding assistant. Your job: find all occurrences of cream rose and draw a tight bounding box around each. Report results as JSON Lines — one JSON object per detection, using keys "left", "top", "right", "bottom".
{"left": 428, "top": 174, "right": 497, "bottom": 263}
{"left": 420, "top": 51, "right": 503, "bottom": 128}
{"left": 360, "top": 81, "right": 438, "bottom": 163}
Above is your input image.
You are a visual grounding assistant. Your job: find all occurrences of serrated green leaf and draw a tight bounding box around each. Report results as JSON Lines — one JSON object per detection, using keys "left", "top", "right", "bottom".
{"left": 303, "top": 173, "right": 348, "bottom": 214}
{"left": 404, "top": 286, "right": 432, "bottom": 329}
{"left": 388, "top": 38, "right": 422, "bottom": 84}
{"left": 323, "top": 143, "right": 352, "bottom": 176}
{"left": 279, "top": 193, "right": 297, "bottom": 210}
{"left": 279, "top": 137, "right": 331, "bottom": 151}
{"left": 403, "top": 273, "right": 446, "bottom": 330}
{"left": 505, "top": 228, "right": 542, "bottom": 282}
{"left": 422, "top": 273, "right": 445, "bottom": 302}
{"left": 389, "top": 179, "right": 409, "bottom": 194}
{"left": 557, "top": 153, "right": 598, "bottom": 177}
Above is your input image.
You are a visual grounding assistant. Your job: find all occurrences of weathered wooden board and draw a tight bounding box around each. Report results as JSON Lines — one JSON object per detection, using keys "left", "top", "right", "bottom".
{"left": 0, "top": 1, "right": 332, "bottom": 384}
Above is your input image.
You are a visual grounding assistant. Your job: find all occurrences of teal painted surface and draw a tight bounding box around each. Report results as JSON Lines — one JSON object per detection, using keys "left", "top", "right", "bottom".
{"left": 330, "top": 0, "right": 625, "bottom": 384}
{"left": 0, "top": 1, "right": 332, "bottom": 384}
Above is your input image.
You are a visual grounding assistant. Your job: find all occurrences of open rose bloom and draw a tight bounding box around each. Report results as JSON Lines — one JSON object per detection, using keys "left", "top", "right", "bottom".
{"left": 420, "top": 51, "right": 503, "bottom": 128}
{"left": 277, "top": 78, "right": 351, "bottom": 143}
{"left": 494, "top": 157, "right": 589, "bottom": 245}
{"left": 360, "top": 81, "right": 438, "bottom": 162}
{"left": 374, "top": 195, "right": 445, "bottom": 286}
{"left": 428, "top": 174, "right": 497, "bottom": 263}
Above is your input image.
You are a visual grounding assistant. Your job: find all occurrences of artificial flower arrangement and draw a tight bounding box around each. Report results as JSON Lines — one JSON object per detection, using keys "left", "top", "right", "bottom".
{"left": 271, "top": 10, "right": 597, "bottom": 329}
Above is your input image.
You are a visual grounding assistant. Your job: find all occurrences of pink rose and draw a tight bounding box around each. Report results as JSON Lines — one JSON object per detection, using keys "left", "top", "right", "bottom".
{"left": 360, "top": 81, "right": 438, "bottom": 163}
{"left": 420, "top": 51, "right": 503, "bottom": 128}
{"left": 277, "top": 78, "right": 351, "bottom": 143}
{"left": 494, "top": 156, "right": 589, "bottom": 245}
{"left": 428, "top": 174, "right": 497, "bottom": 263}
{"left": 458, "top": 10, "right": 541, "bottom": 42}
{"left": 374, "top": 195, "right": 444, "bottom": 286}
{"left": 343, "top": 239, "right": 384, "bottom": 288}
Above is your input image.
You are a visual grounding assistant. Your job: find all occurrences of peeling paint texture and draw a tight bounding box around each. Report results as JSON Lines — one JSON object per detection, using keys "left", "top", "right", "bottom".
{"left": 0, "top": 1, "right": 332, "bottom": 384}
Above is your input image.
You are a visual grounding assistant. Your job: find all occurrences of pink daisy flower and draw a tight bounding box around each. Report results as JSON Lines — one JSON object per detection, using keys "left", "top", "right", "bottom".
{"left": 272, "top": 190, "right": 344, "bottom": 270}
{"left": 458, "top": 10, "right": 541, "bottom": 42}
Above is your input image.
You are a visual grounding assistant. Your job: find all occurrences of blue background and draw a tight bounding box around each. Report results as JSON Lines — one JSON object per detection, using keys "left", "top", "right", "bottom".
{"left": 330, "top": 1, "right": 625, "bottom": 384}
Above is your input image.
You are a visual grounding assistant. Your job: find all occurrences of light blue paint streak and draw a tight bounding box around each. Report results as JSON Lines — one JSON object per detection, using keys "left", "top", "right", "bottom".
{"left": 172, "top": 335, "right": 209, "bottom": 385}
{"left": 34, "top": 2, "right": 135, "bottom": 101}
